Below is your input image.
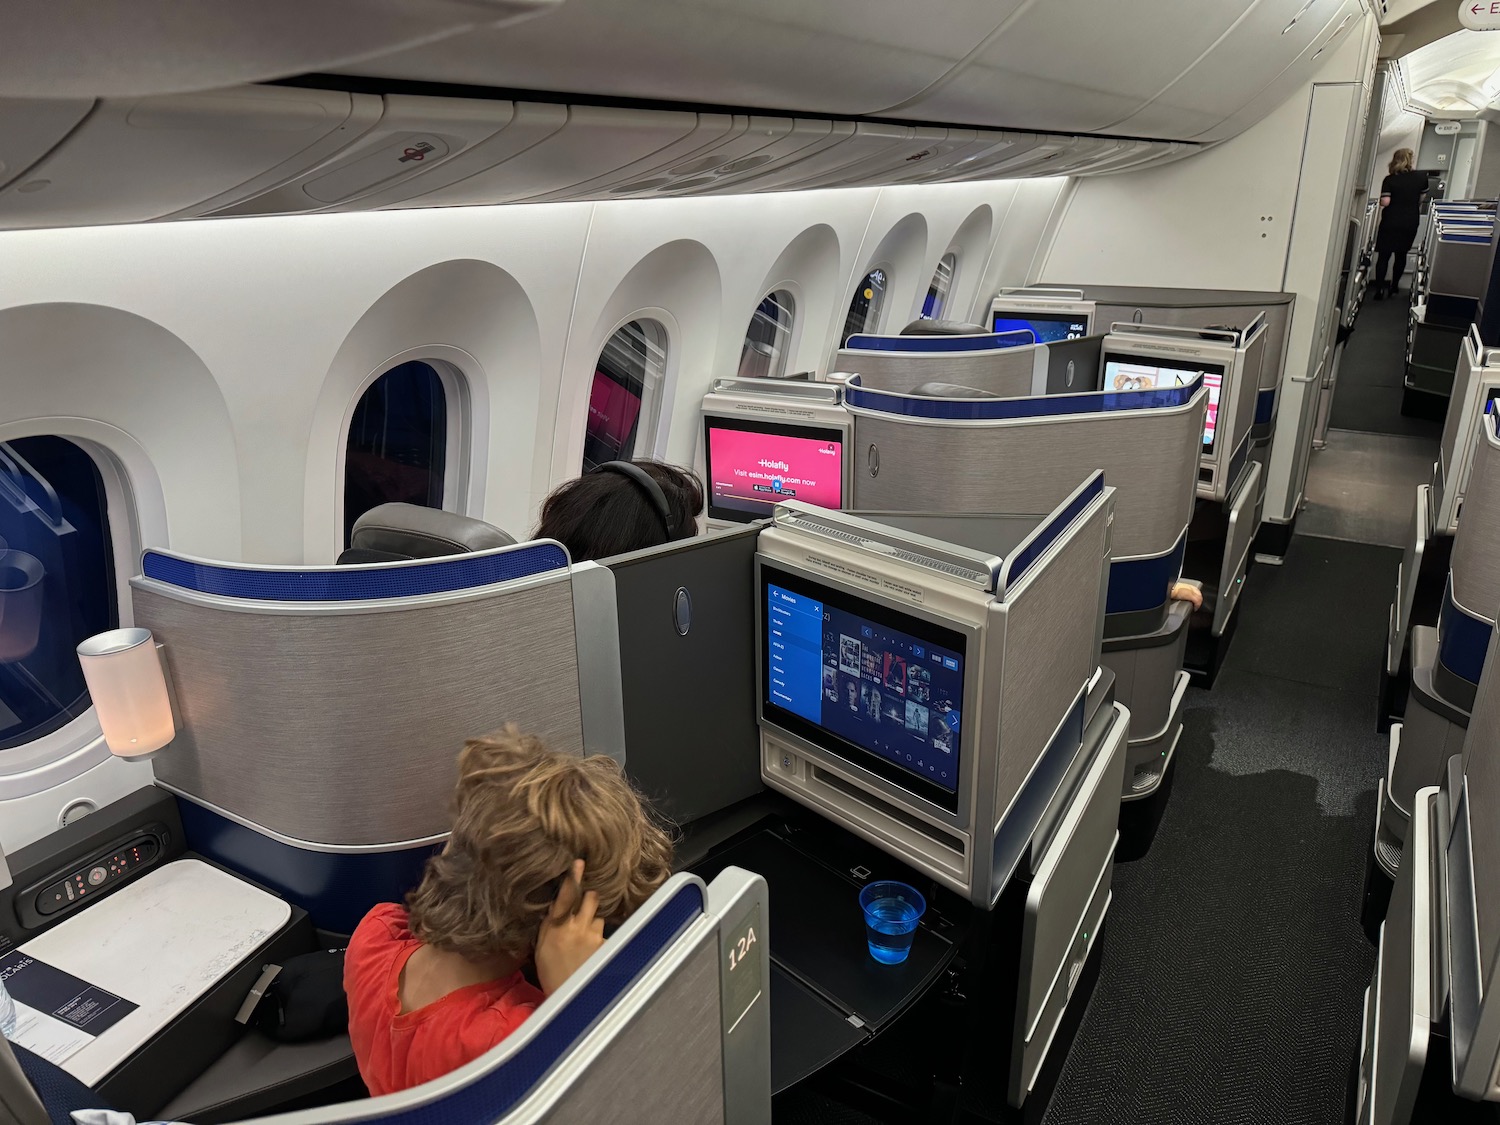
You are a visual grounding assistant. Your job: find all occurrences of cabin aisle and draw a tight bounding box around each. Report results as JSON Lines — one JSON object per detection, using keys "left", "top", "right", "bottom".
{"left": 1327, "top": 286, "right": 1441, "bottom": 439}
{"left": 1046, "top": 284, "right": 1421, "bottom": 1124}
{"left": 1043, "top": 537, "right": 1389, "bottom": 1124}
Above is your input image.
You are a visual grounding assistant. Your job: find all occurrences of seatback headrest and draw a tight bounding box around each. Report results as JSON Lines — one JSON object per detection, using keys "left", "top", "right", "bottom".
{"left": 911, "top": 380, "right": 1003, "bottom": 399}
{"left": 901, "top": 318, "right": 991, "bottom": 336}
{"left": 346, "top": 503, "right": 515, "bottom": 561}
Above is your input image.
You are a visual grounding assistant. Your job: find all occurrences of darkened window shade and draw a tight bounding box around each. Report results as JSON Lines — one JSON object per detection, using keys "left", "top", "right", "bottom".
{"left": 842, "top": 269, "right": 888, "bottom": 347}
{"left": 0, "top": 437, "right": 117, "bottom": 751}
{"left": 345, "top": 361, "right": 447, "bottom": 546}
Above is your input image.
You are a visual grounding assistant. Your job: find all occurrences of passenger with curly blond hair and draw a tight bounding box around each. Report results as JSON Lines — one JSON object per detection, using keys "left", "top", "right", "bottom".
{"left": 344, "top": 726, "right": 674, "bottom": 1095}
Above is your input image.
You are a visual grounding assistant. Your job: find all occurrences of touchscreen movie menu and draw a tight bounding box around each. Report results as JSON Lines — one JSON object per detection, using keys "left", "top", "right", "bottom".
{"left": 763, "top": 568, "right": 965, "bottom": 807}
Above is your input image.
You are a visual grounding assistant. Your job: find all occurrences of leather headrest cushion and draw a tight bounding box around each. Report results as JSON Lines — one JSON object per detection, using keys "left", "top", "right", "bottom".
{"left": 900, "top": 318, "right": 991, "bottom": 336}
{"left": 349, "top": 503, "right": 515, "bottom": 559}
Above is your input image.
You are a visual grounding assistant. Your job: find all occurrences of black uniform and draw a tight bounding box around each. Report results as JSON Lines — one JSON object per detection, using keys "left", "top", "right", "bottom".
{"left": 1376, "top": 169, "right": 1427, "bottom": 293}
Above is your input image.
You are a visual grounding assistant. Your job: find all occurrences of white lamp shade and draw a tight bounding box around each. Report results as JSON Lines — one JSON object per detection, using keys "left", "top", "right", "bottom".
{"left": 77, "top": 628, "right": 175, "bottom": 758}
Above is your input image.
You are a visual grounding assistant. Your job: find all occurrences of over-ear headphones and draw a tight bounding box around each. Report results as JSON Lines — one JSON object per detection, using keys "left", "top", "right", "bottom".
{"left": 590, "top": 461, "right": 677, "bottom": 537}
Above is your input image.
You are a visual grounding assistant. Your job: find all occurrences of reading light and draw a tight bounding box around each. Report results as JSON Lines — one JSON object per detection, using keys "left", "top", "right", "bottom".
{"left": 76, "top": 628, "right": 177, "bottom": 760}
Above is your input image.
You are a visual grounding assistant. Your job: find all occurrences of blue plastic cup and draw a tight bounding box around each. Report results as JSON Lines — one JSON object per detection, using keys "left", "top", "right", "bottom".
{"left": 859, "top": 881, "right": 925, "bottom": 964}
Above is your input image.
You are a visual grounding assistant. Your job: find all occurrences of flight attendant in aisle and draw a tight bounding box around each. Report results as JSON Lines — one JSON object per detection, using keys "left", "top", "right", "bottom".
{"left": 1374, "top": 148, "right": 1428, "bottom": 300}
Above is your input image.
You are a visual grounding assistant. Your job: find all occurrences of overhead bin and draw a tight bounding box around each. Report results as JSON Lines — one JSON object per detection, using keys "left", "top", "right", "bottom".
{"left": 328, "top": 0, "right": 1029, "bottom": 119}
{"left": 196, "top": 95, "right": 520, "bottom": 217}
{"left": 0, "top": 86, "right": 377, "bottom": 228}
{"left": 388, "top": 104, "right": 705, "bottom": 206}
{"left": 0, "top": 99, "right": 94, "bottom": 192}
{"left": 606, "top": 117, "right": 849, "bottom": 199}
{"left": 0, "top": 85, "right": 1199, "bottom": 230}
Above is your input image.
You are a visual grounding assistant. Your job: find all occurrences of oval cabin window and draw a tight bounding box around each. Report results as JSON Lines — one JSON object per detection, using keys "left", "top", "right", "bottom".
{"left": 842, "top": 269, "right": 888, "bottom": 346}
{"left": 583, "top": 320, "right": 668, "bottom": 471}
{"left": 344, "top": 360, "right": 449, "bottom": 547}
{"left": 0, "top": 437, "right": 118, "bottom": 751}
{"left": 922, "top": 253, "right": 957, "bottom": 320}
{"left": 740, "top": 291, "right": 795, "bottom": 380}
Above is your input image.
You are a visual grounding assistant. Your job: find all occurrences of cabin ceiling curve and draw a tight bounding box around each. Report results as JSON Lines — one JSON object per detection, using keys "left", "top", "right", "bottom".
{"left": 1392, "top": 28, "right": 1500, "bottom": 114}
{"left": 0, "top": 0, "right": 560, "bottom": 99}
{"left": 324, "top": 0, "right": 1369, "bottom": 144}
{"left": 0, "top": 0, "right": 1373, "bottom": 230}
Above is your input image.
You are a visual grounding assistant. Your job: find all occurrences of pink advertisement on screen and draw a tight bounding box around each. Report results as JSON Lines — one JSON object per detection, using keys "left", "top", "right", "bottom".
{"left": 707, "top": 426, "right": 843, "bottom": 514}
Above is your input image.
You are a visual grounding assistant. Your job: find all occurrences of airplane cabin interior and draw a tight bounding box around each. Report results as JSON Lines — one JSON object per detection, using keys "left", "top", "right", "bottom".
{"left": 6, "top": 2, "right": 1500, "bottom": 1123}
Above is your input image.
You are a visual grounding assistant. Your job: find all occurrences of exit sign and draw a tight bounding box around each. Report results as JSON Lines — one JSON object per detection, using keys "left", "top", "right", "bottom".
{"left": 1461, "top": 1, "right": 1500, "bottom": 30}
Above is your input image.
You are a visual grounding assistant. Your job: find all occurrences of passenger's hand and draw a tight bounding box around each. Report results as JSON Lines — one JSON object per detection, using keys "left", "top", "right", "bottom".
{"left": 1171, "top": 581, "right": 1203, "bottom": 611}
{"left": 535, "top": 859, "right": 605, "bottom": 996}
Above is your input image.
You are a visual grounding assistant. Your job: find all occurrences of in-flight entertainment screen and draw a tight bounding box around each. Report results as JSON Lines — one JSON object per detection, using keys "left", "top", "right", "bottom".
{"left": 991, "top": 310, "right": 1090, "bottom": 343}
{"left": 705, "top": 417, "right": 844, "bottom": 522}
{"left": 762, "top": 566, "right": 965, "bottom": 808}
{"left": 1101, "top": 353, "right": 1225, "bottom": 453}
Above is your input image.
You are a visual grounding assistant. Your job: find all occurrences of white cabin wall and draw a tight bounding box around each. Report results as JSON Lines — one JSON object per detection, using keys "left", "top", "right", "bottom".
{"left": 0, "top": 176, "right": 1071, "bottom": 850}
{"left": 0, "top": 177, "right": 1071, "bottom": 566}
{"left": 1035, "top": 16, "right": 1380, "bottom": 528}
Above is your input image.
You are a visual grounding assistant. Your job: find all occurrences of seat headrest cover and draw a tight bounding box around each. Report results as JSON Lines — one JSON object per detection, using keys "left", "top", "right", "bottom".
{"left": 349, "top": 503, "right": 515, "bottom": 560}
{"left": 901, "top": 318, "right": 991, "bottom": 336}
{"left": 911, "top": 381, "right": 1003, "bottom": 399}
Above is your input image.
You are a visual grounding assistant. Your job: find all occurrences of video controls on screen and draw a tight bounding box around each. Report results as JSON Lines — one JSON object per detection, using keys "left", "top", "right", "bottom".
{"left": 766, "top": 582, "right": 963, "bottom": 793}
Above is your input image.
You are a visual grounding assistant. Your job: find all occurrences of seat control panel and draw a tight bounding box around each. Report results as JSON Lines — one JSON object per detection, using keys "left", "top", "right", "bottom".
{"left": 17, "top": 824, "right": 171, "bottom": 929}
{"left": 35, "top": 835, "right": 161, "bottom": 915}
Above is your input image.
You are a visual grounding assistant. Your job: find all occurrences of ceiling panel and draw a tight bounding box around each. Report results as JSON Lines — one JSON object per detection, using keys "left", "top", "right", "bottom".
{"left": 2, "top": 0, "right": 561, "bottom": 98}
{"left": 885, "top": 0, "right": 1255, "bottom": 135}
{"left": 1109, "top": 0, "right": 1351, "bottom": 138}
{"left": 1401, "top": 29, "right": 1500, "bottom": 110}
{"left": 331, "top": 0, "right": 1025, "bottom": 117}
{"left": 0, "top": 99, "right": 93, "bottom": 192}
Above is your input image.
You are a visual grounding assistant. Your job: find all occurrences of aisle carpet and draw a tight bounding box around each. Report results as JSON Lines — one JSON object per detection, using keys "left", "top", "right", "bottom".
{"left": 1327, "top": 289, "right": 1443, "bottom": 438}
{"left": 1041, "top": 536, "right": 1392, "bottom": 1124}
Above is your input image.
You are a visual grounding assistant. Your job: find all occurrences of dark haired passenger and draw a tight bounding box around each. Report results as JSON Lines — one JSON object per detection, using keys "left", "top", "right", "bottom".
{"left": 534, "top": 459, "right": 704, "bottom": 562}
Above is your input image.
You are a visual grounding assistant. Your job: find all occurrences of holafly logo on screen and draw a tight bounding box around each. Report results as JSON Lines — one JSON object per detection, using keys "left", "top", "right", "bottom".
{"left": 709, "top": 428, "right": 843, "bottom": 509}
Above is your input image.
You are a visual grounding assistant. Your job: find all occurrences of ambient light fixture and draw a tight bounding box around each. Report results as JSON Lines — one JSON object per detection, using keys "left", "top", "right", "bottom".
{"left": 76, "top": 628, "right": 177, "bottom": 760}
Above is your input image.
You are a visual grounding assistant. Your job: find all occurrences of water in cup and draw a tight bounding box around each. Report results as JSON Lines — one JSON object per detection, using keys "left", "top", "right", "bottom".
{"left": 860, "top": 880, "right": 926, "bottom": 965}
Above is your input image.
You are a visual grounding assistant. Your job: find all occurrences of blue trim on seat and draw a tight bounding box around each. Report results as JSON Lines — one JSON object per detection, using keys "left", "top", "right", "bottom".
{"left": 1255, "top": 388, "right": 1276, "bottom": 425}
{"left": 356, "top": 883, "right": 704, "bottom": 1125}
{"left": 1440, "top": 582, "right": 1493, "bottom": 687}
{"left": 141, "top": 543, "right": 569, "bottom": 602}
{"left": 1106, "top": 534, "right": 1187, "bottom": 615}
{"left": 176, "top": 799, "right": 440, "bottom": 934}
{"left": 844, "top": 374, "right": 1203, "bottom": 421}
{"left": 1002, "top": 474, "right": 1106, "bottom": 593}
{"left": 1439, "top": 232, "right": 1495, "bottom": 244}
{"left": 844, "top": 330, "right": 1035, "bottom": 353}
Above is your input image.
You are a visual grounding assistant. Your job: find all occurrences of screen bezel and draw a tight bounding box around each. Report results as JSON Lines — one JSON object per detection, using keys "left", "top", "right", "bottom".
{"left": 989, "top": 309, "right": 1092, "bottom": 342}
{"left": 1101, "top": 350, "right": 1226, "bottom": 456}
{"left": 703, "top": 414, "right": 846, "bottom": 524}
{"left": 759, "top": 562, "right": 967, "bottom": 813}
